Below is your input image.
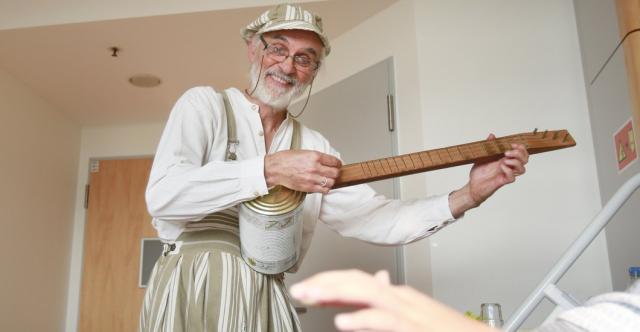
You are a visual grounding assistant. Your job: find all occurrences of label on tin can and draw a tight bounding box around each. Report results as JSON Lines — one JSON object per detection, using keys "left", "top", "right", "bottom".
{"left": 239, "top": 201, "right": 304, "bottom": 274}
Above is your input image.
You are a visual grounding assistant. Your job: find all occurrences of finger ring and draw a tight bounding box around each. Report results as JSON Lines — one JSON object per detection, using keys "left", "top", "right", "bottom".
{"left": 320, "top": 177, "right": 328, "bottom": 187}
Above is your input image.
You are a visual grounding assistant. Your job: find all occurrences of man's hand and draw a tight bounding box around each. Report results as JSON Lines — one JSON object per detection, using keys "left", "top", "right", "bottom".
{"left": 290, "top": 269, "right": 497, "bottom": 332}
{"left": 264, "top": 150, "right": 342, "bottom": 193}
{"left": 449, "top": 134, "right": 529, "bottom": 218}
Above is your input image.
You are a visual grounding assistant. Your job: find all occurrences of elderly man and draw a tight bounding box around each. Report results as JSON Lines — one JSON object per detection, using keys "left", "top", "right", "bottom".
{"left": 140, "top": 3, "right": 529, "bottom": 332}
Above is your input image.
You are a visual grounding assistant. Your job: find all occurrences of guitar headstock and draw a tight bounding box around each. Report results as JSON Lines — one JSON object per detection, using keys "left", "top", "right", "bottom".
{"left": 513, "top": 129, "right": 576, "bottom": 154}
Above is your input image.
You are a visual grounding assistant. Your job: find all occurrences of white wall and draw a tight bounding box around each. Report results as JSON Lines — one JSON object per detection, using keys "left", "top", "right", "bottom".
{"left": 0, "top": 68, "right": 80, "bottom": 331}
{"left": 414, "top": 0, "right": 610, "bottom": 326}
{"left": 65, "top": 122, "right": 164, "bottom": 332}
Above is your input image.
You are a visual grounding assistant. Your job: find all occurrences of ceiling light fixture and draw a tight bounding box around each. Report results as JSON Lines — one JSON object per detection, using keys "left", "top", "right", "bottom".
{"left": 129, "top": 74, "right": 162, "bottom": 88}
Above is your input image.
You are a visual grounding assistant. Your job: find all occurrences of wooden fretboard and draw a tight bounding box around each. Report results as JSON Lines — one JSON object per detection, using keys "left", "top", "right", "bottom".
{"left": 333, "top": 129, "right": 576, "bottom": 189}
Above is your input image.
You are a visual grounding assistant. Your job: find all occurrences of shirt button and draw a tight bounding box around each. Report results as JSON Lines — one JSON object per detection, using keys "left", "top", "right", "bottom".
{"left": 253, "top": 192, "right": 260, "bottom": 197}
{"left": 258, "top": 130, "right": 264, "bottom": 136}
{"left": 251, "top": 105, "right": 258, "bottom": 111}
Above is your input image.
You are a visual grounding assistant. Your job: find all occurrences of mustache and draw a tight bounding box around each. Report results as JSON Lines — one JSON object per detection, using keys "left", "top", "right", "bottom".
{"left": 264, "top": 69, "right": 297, "bottom": 86}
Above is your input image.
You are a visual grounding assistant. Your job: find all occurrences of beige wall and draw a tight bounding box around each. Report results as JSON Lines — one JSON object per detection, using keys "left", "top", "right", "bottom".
{"left": 65, "top": 122, "right": 164, "bottom": 331}
{"left": 0, "top": 0, "right": 315, "bottom": 30}
{"left": 0, "top": 68, "right": 80, "bottom": 331}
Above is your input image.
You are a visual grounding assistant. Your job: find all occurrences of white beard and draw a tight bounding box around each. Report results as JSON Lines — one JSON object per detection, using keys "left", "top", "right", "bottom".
{"left": 248, "top": 61, "right": 310, "bottom": 110}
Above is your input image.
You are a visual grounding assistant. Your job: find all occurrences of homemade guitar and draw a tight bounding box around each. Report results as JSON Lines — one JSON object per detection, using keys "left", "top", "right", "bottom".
{"left": 334, "top": 128, "right": 576, "bottom": 188}
{"left": 239, "top": 129, "right": 576, "bottom": 274}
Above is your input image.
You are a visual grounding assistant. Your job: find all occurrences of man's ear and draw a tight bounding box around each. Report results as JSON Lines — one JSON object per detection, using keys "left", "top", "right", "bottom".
{"left": 247, "top": 40, "right": 255, "bottom": 61}
{"left": 246, "top": 36, "right": 258, "bottom": 62}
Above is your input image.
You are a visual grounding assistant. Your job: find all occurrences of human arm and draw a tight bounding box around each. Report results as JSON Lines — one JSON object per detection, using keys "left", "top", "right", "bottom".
{"left": 264, "top": 149, "right": 342, "bottom": 194}
{"left": 449, "top": 134, "right": 529, "bottom": 218}
{"left": 310, "top": 133, "right": 456, "bottom": 244}
{"left": 319, "top": 184, "right": 456, "bottom": 244}
{"left": 290, "top": 269, "right": 497, "bottom": 332}
{"left": 309, "top": 132, "right": 527, "bottom": 245}
{"left": 146, "top": 87, "right": 270, "bottom": 221}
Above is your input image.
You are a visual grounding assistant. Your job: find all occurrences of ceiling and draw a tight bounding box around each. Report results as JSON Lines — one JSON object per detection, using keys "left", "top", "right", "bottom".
{"left": 0, "top": 0, "right": 396, "bottom": 125}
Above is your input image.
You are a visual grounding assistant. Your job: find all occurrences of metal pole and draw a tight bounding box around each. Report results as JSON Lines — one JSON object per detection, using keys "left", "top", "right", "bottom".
{"left": 504, "top": 173, "right": 640, "bottom": 331}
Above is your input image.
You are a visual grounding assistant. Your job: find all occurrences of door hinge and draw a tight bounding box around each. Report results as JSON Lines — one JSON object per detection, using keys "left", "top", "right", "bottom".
{"left": 84, "top": 184, "right": 90, "bottom": 209}
{"left": 386, "top": 94, "right": 395, "bottom": 132}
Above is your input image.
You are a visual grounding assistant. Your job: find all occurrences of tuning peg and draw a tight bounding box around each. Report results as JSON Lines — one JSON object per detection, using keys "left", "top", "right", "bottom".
{"left": 563, "top": 133, "right": 569, "bottom": 143}
{"left": 542, "top": 130, "right": 548, "bottom": 138}
{"left": 553, "top": 131, "right": 559, "bottom": 139}
{"left": 533, "top": 128, "right": 538, "bottom": 134}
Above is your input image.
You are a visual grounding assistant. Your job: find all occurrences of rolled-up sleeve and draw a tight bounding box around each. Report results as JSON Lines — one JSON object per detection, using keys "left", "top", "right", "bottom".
{"left": 318, "top": 183, "right": 457, "bottom": 245}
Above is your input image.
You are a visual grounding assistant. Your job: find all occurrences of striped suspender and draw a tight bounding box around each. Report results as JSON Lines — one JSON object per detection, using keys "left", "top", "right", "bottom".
{"left": 290, "top": 117, "right": 301, "bottom": 150}
{"left": 221, "top": 90, "right": 301, "bottom": 161}
{"left": 222, "top": 91, "right": 239, "bottom": 161}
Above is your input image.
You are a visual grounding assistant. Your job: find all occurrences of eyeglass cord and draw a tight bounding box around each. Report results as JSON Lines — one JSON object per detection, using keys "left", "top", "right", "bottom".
{"left": 289, "top": 79, "right": 313, "bottom": 118}
{"left": 247, "top": 55, "right": 265, "bottom": 96}
{"left": 246, "top": 55, "right": 314, "bottom": 119}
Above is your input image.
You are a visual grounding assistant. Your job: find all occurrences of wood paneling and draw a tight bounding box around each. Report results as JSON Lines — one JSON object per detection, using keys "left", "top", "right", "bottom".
{"left": 616, "top": 0, "right": 640, "bottom": 32}
{"left": 78, "top": 158, "right": 155, "bottom": 332}
{"left": 616, "top": 0, "right": 640, "bottom": 143}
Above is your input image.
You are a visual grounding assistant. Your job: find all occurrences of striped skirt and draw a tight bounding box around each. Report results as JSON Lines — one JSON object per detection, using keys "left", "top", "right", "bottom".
{"left": 140, "top": 213, "right": 301, "bottom": 332}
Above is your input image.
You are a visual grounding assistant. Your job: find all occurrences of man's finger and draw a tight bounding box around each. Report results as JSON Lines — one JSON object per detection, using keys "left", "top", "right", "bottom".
{"left": 505, "top": 145, "right": 529, "bottom": 163}
{"left": 318, "top": 153, "right": 342, "bottom": 167}
{"left": 312, "top": 176, "right": 333, "bottom": 193}
{"left": 503, "top": 159, "right": 526, "bottom": 175}
{"left": 317, "top": 164, "right": 341, "bottom": 179}
{"left": 500, "top": 163, "right": 515, "bottom": 182}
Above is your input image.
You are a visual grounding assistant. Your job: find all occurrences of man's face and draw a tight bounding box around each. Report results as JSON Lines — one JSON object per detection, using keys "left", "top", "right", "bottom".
{"left": 248, "top": 30, "right": 323, "bottom": 110}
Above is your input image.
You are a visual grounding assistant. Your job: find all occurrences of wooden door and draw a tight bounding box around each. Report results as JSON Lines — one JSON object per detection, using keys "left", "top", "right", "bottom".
{"left": 78, "top": 158, "right": 155, "bottom": 331}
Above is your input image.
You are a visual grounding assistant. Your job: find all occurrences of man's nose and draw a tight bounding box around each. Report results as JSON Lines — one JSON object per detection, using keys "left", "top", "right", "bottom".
{"left": 278, "top": 56, "right": 296, "bottom": 74}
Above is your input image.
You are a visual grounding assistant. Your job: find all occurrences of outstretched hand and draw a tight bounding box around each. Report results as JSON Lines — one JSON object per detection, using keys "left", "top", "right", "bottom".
{"left": 290, "top": 269, "right": 496, "bottom": 332}
{"left": 264, "top": 150, "right": 342, "bottom": 193}
{"left": 449, "top": 134, "right": 529, "bottom": 217}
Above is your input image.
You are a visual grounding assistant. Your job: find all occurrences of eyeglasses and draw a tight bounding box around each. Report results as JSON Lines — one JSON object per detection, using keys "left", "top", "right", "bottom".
{"left": 259, "top": 35, "right": 320, "bottom": 72}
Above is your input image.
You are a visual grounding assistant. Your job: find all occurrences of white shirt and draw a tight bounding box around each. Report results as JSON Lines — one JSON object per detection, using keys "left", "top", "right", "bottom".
{"left": 146, "top": 87, "right": 457, "bottom": 267}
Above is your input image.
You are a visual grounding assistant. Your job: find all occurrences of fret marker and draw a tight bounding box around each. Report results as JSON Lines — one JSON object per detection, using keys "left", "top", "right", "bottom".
{"left": 482, "top": 143, "right": 490, "bottom": 156}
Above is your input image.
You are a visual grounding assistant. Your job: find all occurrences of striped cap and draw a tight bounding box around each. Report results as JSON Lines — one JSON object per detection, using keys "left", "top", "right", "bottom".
{"left": 241, "top": 3, "right": 331, "bottom": 56}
